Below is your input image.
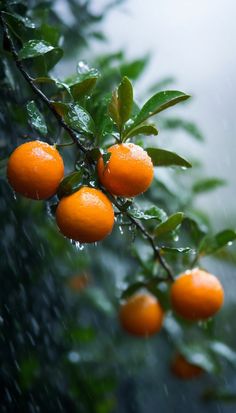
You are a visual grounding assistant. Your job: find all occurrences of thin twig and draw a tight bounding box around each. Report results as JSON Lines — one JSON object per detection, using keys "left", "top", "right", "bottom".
{"left": 0, "top": 13, "right": 175, "bottom": 282}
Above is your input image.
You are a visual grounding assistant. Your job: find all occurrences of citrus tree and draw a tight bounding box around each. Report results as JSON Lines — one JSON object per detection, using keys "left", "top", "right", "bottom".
{"left": 1, "top": 1, "right": 236, "bottom": 412}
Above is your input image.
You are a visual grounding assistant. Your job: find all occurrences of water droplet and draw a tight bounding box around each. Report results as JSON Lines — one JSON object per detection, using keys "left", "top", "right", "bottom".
{"left": 12, "top": 190, "right": 17, "bottom": 200}
{"left": 68, "top": 351, "right": 80, "bottom": 363}
{"left": 227, "top": 241, "right": 233, "bottom": 246}
{"left": 77, "top": 60, "right": 89, "bottom": 74}
{"left": 119, "top": 226, "right": 124, "bottom": 235}
{"left": 173, "top": 235, "right": 179, "bottom": 242}
{"left": 69, "top": 240, "right": 84, "bottom": 250}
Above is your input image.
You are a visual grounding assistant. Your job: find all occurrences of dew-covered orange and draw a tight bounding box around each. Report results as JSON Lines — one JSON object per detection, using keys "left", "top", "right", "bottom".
{"left": 119, "top": 293, "right": 164, "bottom": 337}
{"left": 171, "top": 268, "right": 224, "bottom": 321}
{"left": 97, "top": 143, "right": 154, "bottom": 197}
{"left": 171, "top": 354, "right": 203, "bottom": 379}
{"left": 56, "top": 187, "right": 114, "bottom": 243}
{"left": 7, "top": 140, "right": 64, "bottom": 200}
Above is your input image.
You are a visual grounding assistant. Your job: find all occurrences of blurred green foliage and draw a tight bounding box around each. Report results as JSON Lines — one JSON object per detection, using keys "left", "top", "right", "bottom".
{"left": 1, "top": 1, "right": 236, "bottom": 412}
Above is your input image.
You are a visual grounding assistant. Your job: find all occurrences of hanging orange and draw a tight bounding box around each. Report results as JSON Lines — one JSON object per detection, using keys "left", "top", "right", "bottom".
{"left": 7, "top": 140, "right": 64, "bottom": 200}
{"left": 171, "top": 268, "right": 224, "bottom": 321}
{"left": 119, "top": 293, "right": 164, "bottom": 337}
{"left": 56, "top": 187, "right": 114, "bottom": 243}
{"left": 97, "top": 143, "right": 154, "bottom": 197}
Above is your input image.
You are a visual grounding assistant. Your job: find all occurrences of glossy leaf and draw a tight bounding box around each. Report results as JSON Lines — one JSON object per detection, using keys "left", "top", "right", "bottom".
{"left": 161, "top": 246, "right": 193, "bottom": 254}
{"left": 108, "top": 90, "right": 120, "bottom": 127}
{"left": 57, "top": 171, "right": 83, "bottom": 198}
{"left": 179, "top": 344, "right": 219, "bottom": 373}
{"left": 146, "top": 148, "right": 192, "bottom": 168}
{"left": 193, "top": 178, "right": 226, "bottom": 194}
{"left": 154, "top": 212, "right": 184, "bottom": 237}
{"left": 124, "top": 124, "right": 158, "bottom": 140}
{"left": 130, "top": 206, "right": 167, "bottom": 222}
{"left": 26, "top": 100, "right": 47, "bottom": 136}
{"left": 18, "top": 40, "right": 63, "bottom": 70}
{"left": 65, "top": 104, "right": 95, "bottom": 135}
{"left": 209, "top": 341, "right": 236, "bottom": 365}
{"left": 199, "top": 229, "right": 236, "bottom": 256}
{"left": 133, "top": 90, "right": 190, "bottom": 126}
{"left": 118, "top": 76, "right": 133, "bottom": 126}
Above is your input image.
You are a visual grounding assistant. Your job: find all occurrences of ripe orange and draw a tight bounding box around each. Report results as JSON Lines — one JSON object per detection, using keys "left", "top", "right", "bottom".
{"left": 56, "top": 187, "right": 114, "bottom": 243}
{"left": 7, "top": 140, "right": 64, "bottom": 200}
{"left": 171, "top": 268, "right": 224, "bottom": 321}
{"left": 119, "top": 293, "right": 164, "bottom": 337}
{"left": 171, "top": 354, "right": 203, "bottom": 379}
{"left": 97, "top": 143, "right": 154, "bottom": 197}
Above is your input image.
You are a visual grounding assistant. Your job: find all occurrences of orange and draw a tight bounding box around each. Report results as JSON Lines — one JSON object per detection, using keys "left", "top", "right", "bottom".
{"left": 7, "top": 140, "right": 64, "bottom": 200}
{"left": 119, "top": 293, "right": 164, "bottom": 337}
{"left": 56, "top": 187, "right": 114, "bottom": 243}
{"left": 171, "top": 268, "right": 224, "bottom": 321}
{"left": 97, "top": 143, "right": 154, "bottom": 197}
{"left": 68, "top": 274, "right": 89, "bottom": 292}
{"left": 171, "top": 354, "right": 203, "bottom": 379}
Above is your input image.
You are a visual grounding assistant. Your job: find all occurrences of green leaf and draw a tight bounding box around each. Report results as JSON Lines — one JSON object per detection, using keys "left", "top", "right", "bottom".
{"left": 130, "top": 206, "right": 167, "bottom": 222}
{"left": 118, "top": 76, "right": 133, "bottom": 127}
{"left": 193, "top": 178, "right": 226, "bottom": 194}
{"left": 160, "top": 118, "right": 204, "bottom": 141}
{"left": 108, "top": 90, "right": 120, "bottom": 127}
{"left": 57, "top": 171, "right": 83, "bottom": 198}
{"left": 26, "top": 100, "right": 47, "bottom": 136}
{"left": 66, "top": 67, "right": 100, "bottom": 100}
{"left": 102, "top": 152, "right": 111, "bottom": 167}
{"left": 209, "top": 341, "right": 236, "bottom": 365}
{"left": 120, "top": 57, "right": 148, "bottom": 80}
{"left": 65, "top": 104, "right": 95, "bottom": 135}
{"left": 133, "top": 91, "right": 190, "bottom": 126}
{"left": 18, "top": 40, "right": 63, "bottom": 70}
{"left": 179, "top": 344, "right": 219, "bottom": 373}
{"left": 203, "top": 389, "right": 236, "bottom": 402}
{"left": 124, "top": 124, "right": 158, "bottom": 140}
{"left": 199, "top": 229, "right": 236, "bottom": 256}
{"left": 154, "top": 212, "right": 184, "bottom": 237}
{"left": 161, "top": 246, "right": 193, "bottom": 254}
{"left": 87, "top": 148, "right": 102, "bottom": 161}
{"left": 39, "top": 24, "right": 60, "bottom": 46}
{"left": 146, "top": 148, "right": 192, "bottom": 168}
{"left": 121, "top": 282, "right": 146, "bottom": 299}
{"left": 51, "top": 101, "right": 68, "bottom": 117}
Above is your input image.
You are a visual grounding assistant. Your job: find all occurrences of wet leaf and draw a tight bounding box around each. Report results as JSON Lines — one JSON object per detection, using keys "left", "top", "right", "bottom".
{"left": 154, "top": 212, "right": 184, "bottom": 237}
{"left": 133, "top": 90, "right": 190, "bottom": 126}
{"left": 146, "top": 147, "right": 192, "bottom": 168}
{"left": 26, "top": 100, "right": 47, "bottom": 136}
{"left": 130, "top": 206, "right": 167, "bottom": 222}
{"left": 179, "top": 343, "right": 219, "bottom": 373}
{"left": 124, "top": 123, "right": 158, "bottom": 140}
{"left": 57, "top": 171, "right": 83, "bottom": 198}
{"left": 199, "top": 229, "right": 236, "bottom": 256}
{"left": 108, "top": 90, "right": 120, "bottom": 127}
{"left": 161, "top": 246, "right": 193, "bottom": 254}
{"left": 18, "top": 40, "right": 63, "bottom": 70}
{"left": 118, "top": 76, "right": 133, "bottom": 126}
{"left": 65, "top": 104, "right": 95, "bottom": 135}
{"left": 193, "top": 178, "right": 226, "bottom": 194}
{"left": 209, "top": 341, "right": 236, "bottom": 365}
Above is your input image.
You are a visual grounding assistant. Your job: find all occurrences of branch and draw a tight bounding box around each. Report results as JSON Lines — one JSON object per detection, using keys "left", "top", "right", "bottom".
{"left": 0, "top": 13, "right": 174, "bottom": 282}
